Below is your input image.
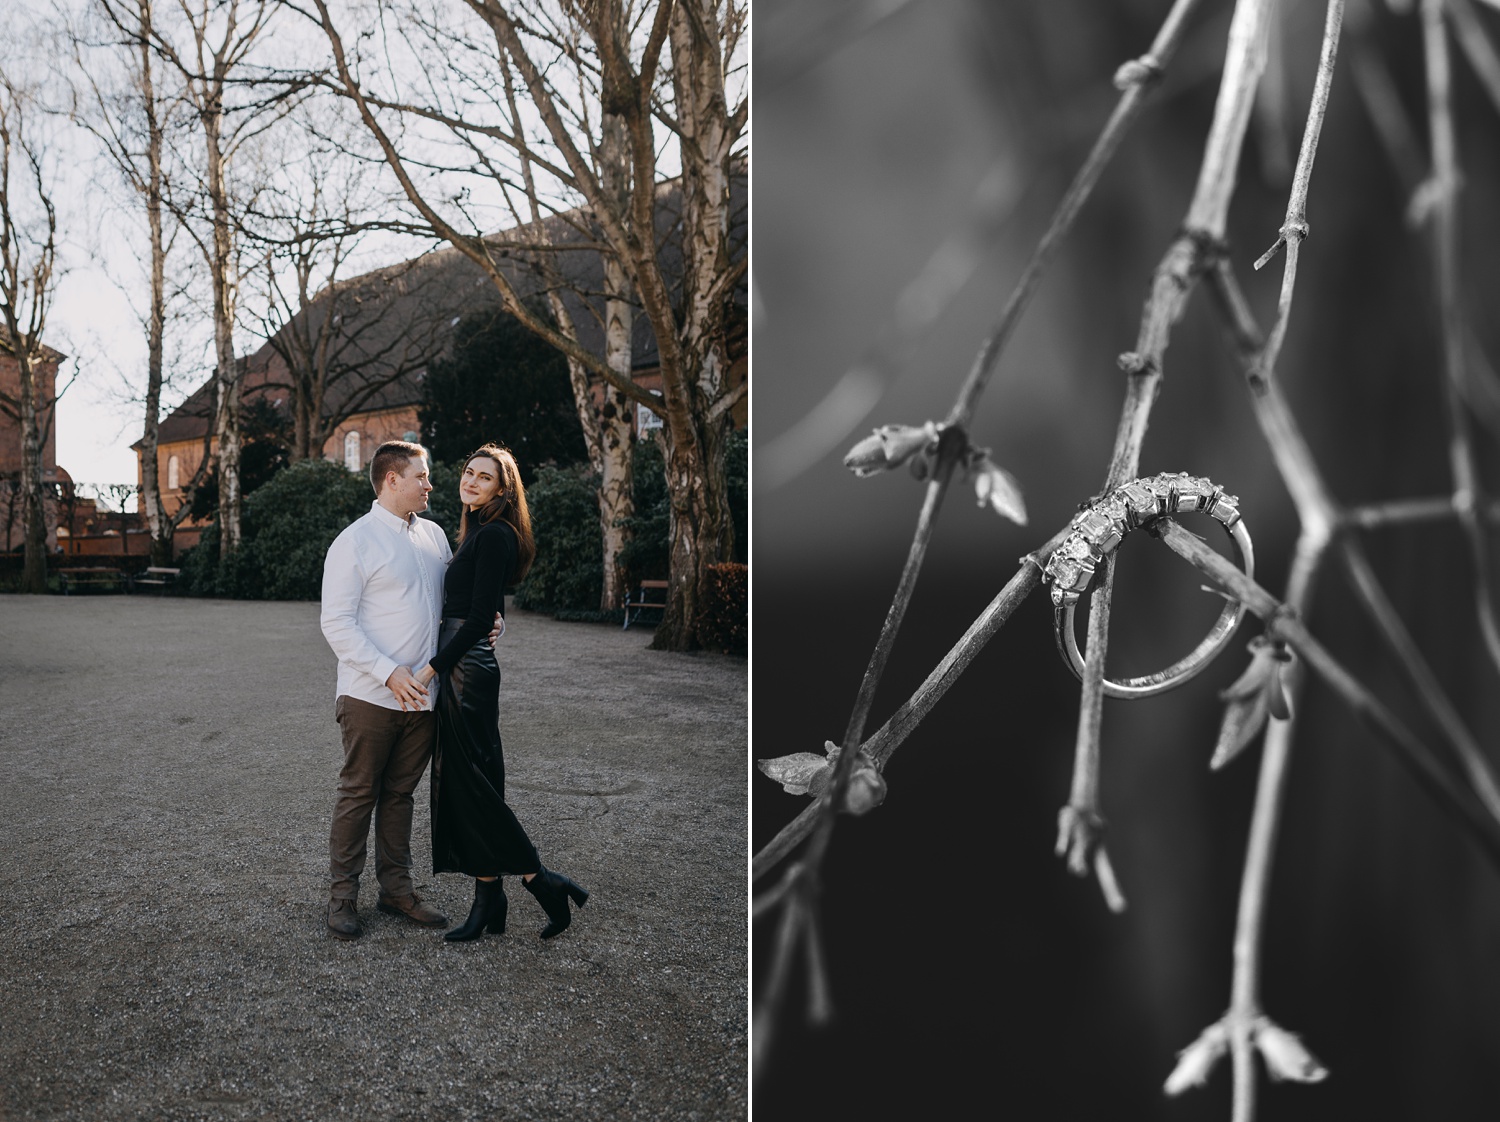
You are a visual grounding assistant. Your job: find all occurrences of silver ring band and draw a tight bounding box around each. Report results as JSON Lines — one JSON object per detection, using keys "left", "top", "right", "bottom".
{"left": 1043, "top": 473, "right": 1254, "bottom": 699}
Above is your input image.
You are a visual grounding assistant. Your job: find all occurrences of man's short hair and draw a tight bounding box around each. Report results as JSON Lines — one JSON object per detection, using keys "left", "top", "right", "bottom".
{"left": 368, "top": 440, "right": 428, "bottom": 495}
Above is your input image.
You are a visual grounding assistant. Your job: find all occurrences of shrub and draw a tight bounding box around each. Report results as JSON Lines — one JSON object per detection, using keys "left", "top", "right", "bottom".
{"left": 512, "top": 463, "right": 603, "bottom": 613}
{"left": 179, "top": 459, "right": 373, "bottom": 599}
{"left": 695, "top": 561, "right": 746, "bottom": 655}
{"left": 725, "top": 427, "right": 747, "bottom": 564}
{"left": 617, "top": 427, "right": 747, "bottom": 588}
{"left": 617, "top": 437, "right": 669, "bottom": 586}
{"left": 423, "top": 459, "right": 462, "bottom": 548}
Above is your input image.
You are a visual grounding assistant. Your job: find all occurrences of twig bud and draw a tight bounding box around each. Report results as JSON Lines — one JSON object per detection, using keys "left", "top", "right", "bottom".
{"left": 756, "top": 751, "right": 835, "bottom": 797}
{"left": 972, "top": 456, "right": 1028, "bottom": 525}
{"left": 755, "top": 740, "right": 887, "bottom": 815}
{"left": 1163, "top": 1021, "right": 1230, "bottom": 1096}
{"left": 841, "top": 763, "right": 888, "bottom": 816}
{"left": 1253, "top": 1016, "right": 1329, "bottom": 1083}
{"left": 843, "top": 422, "right": 938, "bottom": 478}
{"left": 1113, "top": 54, "right": 1163, "bottom": 90}
{"left": 1212, "top": 636, "right": 1296, "bottom": 769}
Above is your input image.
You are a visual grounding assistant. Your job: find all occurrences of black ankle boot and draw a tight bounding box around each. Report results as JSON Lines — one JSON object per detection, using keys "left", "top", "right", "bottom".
{"left": 521, "top": 865, "right": 589, "bottom": 939}
{"left": 443, "top": 878, "right": 507, "bottom": 942}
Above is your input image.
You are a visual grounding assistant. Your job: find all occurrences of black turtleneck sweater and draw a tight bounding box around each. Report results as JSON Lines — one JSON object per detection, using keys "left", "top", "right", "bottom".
{"left": 428, "top": 518, "right": 516, "bottom": 677}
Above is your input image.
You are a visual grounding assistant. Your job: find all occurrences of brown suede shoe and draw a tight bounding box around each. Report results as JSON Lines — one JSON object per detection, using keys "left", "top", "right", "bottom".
{"left": 327, "top": 898, "right": 362, "bottom": 941}
{"left": 377, "top": 893, "right": 448, "bottom": 928}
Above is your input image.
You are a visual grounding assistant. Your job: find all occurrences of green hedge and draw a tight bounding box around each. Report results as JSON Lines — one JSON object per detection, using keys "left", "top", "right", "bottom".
{"left": 179, "top": 459, "right": 373, "bottom": 599}
{"left": 174, "top": 430, "right": 746, "bottom": 612}
{"left": 696, "top": 562, "right": 747, "bottom": 655}
{"left": 512, "top": 463, "right": 603, "bottom": 613}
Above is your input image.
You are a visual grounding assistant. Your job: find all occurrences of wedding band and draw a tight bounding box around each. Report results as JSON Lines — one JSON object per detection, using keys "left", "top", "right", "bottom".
{"left": 1042, "top": 472, "right": 1253, "bottom": 699}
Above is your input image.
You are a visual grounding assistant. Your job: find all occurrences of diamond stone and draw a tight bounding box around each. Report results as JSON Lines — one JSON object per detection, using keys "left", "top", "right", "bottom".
{"left": 1050, "top": 557, "right": 1082, "bottom": 589}
{"left": 1121, "top": 482, "right": 1159, "bottom": 522}
{"left": 1059, "top": 535, "right": 1095, "bottom": 563}
{"left": 1175, "top": 476, "right": 1210, "bottom": 513}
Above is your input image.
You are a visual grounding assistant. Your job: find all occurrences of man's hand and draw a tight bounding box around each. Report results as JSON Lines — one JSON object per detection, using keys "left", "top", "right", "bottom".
{"left": 488, "top": 612, "right": 505, "bottom": 645}
{"left": 386, "top": 665, "right": 430, "bottom": 711}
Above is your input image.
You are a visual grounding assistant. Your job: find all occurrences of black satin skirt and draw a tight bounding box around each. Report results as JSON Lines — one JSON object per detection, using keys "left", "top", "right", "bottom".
{"left": 430, "top": 618, "right": 541, "bottom": 877}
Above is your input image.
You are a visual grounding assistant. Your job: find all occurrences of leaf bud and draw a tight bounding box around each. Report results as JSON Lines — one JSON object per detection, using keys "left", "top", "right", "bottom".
{"left": 1163, "top": 1022, "right": 1229, "bottom": 1096}
{"left": 1254, "top": 1017, "right": 1329, "bottom": 1083}
{"left": 842, "top": 423, "right": 937, "bottom": 478}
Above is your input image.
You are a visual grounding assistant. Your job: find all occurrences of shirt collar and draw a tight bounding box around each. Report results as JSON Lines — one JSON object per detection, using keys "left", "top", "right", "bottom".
{"left": 369, "top": 499, "right": 417, "bottom": 534}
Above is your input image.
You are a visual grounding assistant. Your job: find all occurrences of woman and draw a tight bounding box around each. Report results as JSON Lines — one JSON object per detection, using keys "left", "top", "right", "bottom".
{"left": 414, "top": 443, "right": 589, "bottom": 940}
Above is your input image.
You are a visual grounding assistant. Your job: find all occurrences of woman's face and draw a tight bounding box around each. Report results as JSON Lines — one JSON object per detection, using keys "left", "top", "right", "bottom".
{"left": 459, "top": 456, "right": 502, "bottom": 510}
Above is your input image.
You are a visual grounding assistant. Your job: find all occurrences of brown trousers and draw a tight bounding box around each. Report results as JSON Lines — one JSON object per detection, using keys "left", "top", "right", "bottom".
{"left": 329, "top": 695, "right": 437, "bottom": 901}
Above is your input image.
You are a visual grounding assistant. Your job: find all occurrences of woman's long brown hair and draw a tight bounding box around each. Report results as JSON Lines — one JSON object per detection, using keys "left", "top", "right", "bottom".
{"left": 456, "top": 444, "right": 536, "bottom": 581}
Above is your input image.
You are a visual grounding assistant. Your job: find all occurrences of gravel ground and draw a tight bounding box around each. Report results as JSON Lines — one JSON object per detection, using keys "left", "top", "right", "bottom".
{"left": 0, "top": 595, "right": 747, "bottom": 1122}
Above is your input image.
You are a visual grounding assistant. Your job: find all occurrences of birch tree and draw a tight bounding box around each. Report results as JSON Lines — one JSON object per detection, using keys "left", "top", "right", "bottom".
{"left": 297, "top": 0, "right": 747, "bottom": 645}
{"left": 149, "top": 0, "right": 278, "bottom": 559}
{"left": 70, "top": 0, "right": 206, "bottom": 566}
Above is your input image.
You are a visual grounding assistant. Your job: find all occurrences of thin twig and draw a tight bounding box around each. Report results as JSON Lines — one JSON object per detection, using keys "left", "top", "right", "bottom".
{"left": 1155, "top": 519, "right": 1500, "bottom": 872}
{"left": 1345, "top": 495, "right": 1500, "bottom": 527}
{"left": 1207, "top": 12, "right": 1345, "bottom": 1107}
{"left": 1337, "top": 539, "right": 1500, "bottom": 823}
{"left": 1226, "top": 528, "right": 1329, "bottom": 1122}
{"left": 752, "top": 871, "right": 807, "bottom": 1081}
{"left": 1056, "top": 554, "right": 1127, "bottom": 911}
{"left": 1448, "top": 0, "right": 1500, "bottom": 123}
{"left": 1248, "top": 0, "right": 1344, "bottom": 400}
{"left": 840, "top": 434, "right": 965, "bottom": 751}
{"left": 1422, "top": 0, "right": 1500, "bottom": 679}
{"left": 946, "top": 0, "right": 1207, "bottom": 429}
{"left": 751, "top": 526, "right": 1066, "bottom": 883}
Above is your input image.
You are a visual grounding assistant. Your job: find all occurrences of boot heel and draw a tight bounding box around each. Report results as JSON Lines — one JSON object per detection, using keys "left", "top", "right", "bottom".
{"left": 564, "top": 879, "right": 589, "bottom": 908}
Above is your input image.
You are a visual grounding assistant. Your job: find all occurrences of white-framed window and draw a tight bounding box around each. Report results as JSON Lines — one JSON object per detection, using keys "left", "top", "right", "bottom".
{"left": 167, "top": 455, "right": 180, "bottom": 491}
{"left": 344, "top": 431, "right": 361, "bottom": 471}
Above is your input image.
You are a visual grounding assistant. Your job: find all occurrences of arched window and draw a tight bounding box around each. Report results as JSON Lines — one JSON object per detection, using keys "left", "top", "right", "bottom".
{"left": 344, "top": 431, "right": 361, "bottom": 471}
{"left": 167, "top": 455, "right": 180, "bottom": 491}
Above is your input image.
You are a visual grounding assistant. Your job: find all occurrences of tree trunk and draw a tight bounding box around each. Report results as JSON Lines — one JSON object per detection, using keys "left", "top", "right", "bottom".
{"left": 596, "top": 111, "right": 636, "bottom": 611}
{"left": 139, "top": 15, "right": 173, "bottom": 569}
{"left": 291, "top": 382, "right": 312, "bottom": 462}
{"left": 647, "top": 1, "right": 741, "bottom": 649}
{"left": 18, "top": 352, "right": 48, "bottom": 593}
{"left": 204, "top": 104, "right": 242, "bottom": 556}
{"left": 656, "top": 391, "right": 733, "bottom": 649}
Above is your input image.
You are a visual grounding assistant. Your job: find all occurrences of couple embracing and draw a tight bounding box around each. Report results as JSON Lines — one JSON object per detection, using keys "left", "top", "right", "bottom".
{"left": 318, "top": 439, "right": 588, "bottom": 943}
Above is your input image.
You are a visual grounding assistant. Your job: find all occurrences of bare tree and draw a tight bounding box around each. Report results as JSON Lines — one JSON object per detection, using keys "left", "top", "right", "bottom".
{"left": 69, "top": 0, "right": 210, "bottom": 566}
{"left": 0, "top": 72, "right": 61, "bottom": 594}
{"left": 494, "top": 44, "right": 638, "bottom": 611}
{"left": 240, "top": 134, "right": 453, "bottom": 463}
{"left": 297, "top": 0, "right": 748, "bottom": 647}
{"left": 148, "top": 0, "right": 279, "bottom": 559}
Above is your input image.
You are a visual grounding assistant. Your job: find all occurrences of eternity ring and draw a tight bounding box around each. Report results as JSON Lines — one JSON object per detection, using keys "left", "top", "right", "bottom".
{"left": 1041, "top": 472, "right": 1254, "bottom": 699}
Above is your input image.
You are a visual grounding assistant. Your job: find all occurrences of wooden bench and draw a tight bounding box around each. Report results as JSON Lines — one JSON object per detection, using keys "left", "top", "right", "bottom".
{"left": 129, "top": 566, "right": 181, "bottom": 595}
{"left": 622, "top": 579, "right": 668, "bottom": 630}
{"left": 57, "top": 567, "right": 130, "bottom": 595}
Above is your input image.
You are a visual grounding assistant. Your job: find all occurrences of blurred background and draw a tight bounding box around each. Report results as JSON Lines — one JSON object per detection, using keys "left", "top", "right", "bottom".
{"left": 752, "top": 0, "right": 1500, "bottom": 1118}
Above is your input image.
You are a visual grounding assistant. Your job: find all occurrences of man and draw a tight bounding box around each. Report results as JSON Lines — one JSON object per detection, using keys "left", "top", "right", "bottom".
{"left": 319, "top": 439, "right": 497, "bottom": 940}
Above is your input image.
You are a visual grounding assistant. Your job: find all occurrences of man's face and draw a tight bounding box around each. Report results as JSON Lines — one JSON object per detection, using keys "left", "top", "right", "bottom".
{"left": 384, "top": 456, "right": 433, "bottom": 518}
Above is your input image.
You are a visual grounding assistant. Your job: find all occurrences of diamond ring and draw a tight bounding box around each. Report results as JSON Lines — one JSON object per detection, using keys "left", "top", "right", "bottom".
{"left": 1042, "top": 472, "right": 1254, "bottom": 698}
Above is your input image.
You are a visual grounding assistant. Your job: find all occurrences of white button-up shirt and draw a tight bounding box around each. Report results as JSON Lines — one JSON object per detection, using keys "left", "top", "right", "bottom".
{"left": 320, "top": 500, "right": 452, "bottom": 711}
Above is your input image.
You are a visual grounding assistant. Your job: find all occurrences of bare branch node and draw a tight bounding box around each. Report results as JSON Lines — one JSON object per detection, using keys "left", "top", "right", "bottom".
{"left": 1113, "top": 54, "right": 1165, "bottom": 90}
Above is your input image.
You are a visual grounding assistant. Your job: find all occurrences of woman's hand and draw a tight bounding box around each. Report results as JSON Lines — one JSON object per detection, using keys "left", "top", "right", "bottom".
{"left": 415, "top": 664, "right": 437, "bottom": 688}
